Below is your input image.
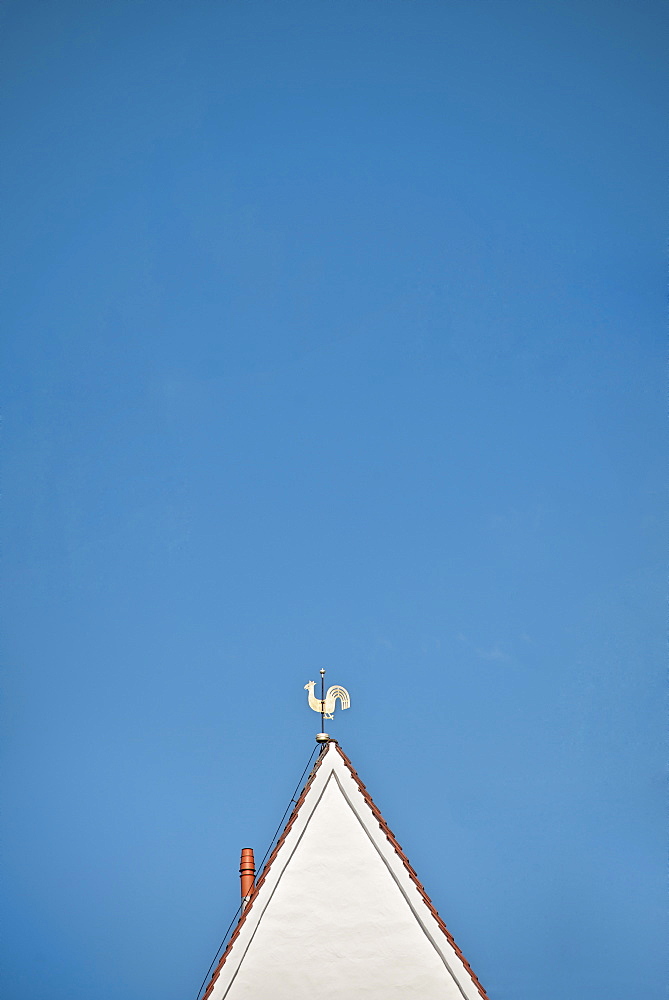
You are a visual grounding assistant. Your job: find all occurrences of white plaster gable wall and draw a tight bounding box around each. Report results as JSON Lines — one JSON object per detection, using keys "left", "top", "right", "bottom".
{"left": 208, "top": 743, "right": 483, "bottom": 1000}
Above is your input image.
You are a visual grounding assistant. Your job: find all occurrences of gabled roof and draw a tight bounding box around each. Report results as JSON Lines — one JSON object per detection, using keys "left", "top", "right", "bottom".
{"left": 203, "top": 740, "right": 489, "bottom": 1000}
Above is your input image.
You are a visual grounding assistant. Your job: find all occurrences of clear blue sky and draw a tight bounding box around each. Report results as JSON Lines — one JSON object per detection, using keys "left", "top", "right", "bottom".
{"left": 1, "top": 2, "right": 665, "bottom": 998}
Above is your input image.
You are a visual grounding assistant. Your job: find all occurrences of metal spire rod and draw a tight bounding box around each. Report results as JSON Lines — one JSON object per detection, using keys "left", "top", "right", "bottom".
{"left": 320, "top": 668, "right": 325, "bottom": 735}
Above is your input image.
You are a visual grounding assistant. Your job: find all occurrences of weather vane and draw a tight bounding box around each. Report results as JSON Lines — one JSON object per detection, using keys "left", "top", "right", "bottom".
{"left": 304, "top": 669, "right": 350, "bottom": 742}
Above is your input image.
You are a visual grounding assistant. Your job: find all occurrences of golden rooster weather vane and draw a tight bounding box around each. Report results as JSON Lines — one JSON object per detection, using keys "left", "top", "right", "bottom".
{"left": 305, "top": 669, "right": 350, "bottom": 741}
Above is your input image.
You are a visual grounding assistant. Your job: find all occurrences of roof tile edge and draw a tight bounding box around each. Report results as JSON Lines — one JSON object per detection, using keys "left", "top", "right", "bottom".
{"left": 334, "top": 743, "right": 490, "bottom": 1000}
{"left": 201, "top": 748, "right": 327, "bottom": 1000}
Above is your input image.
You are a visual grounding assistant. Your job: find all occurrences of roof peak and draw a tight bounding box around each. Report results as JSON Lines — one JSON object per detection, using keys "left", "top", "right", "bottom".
{"left": 201, "top": 740, "right": 488, "bottom": 1000}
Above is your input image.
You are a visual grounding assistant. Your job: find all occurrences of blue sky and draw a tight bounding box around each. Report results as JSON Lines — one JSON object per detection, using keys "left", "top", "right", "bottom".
{"left": 1, "top": 2, "right": 666, "bottom": 998}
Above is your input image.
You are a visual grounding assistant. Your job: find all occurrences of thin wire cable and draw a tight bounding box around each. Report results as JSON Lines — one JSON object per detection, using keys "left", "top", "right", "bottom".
{"left": 194, "top": 744, "right": 320, "bottom": 1000}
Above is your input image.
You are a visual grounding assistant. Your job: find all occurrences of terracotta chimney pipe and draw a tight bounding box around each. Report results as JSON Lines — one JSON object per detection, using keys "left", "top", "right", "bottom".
{"left": 239, "top": 847, "right": 255, "bottom": 905}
